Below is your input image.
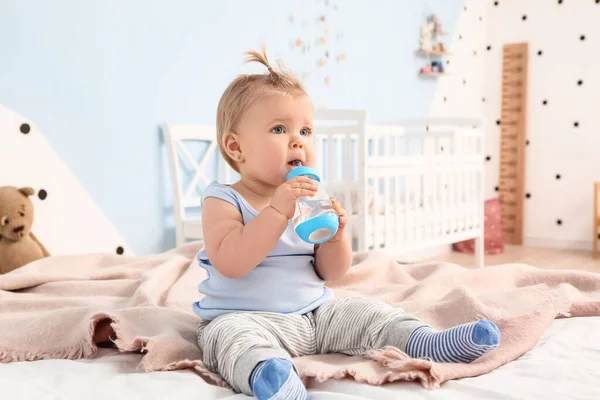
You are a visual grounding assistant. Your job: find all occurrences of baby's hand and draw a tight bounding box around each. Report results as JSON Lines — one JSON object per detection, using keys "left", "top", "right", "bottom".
{"left": 327, "top": 197, "right": 347, "bottom": 242}
{"left": 269, "top": 177, "right": 318, "bottom": 219}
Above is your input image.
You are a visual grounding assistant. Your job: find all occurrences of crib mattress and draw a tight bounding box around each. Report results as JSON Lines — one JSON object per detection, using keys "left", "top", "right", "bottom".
{"left": 2, "top": 317, "right": 599, "bottom": 399}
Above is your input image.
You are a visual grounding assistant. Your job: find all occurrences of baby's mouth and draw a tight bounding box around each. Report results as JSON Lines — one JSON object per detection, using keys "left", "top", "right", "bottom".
{"left": 288, "top": 160, "right": 303, "bottom": 167}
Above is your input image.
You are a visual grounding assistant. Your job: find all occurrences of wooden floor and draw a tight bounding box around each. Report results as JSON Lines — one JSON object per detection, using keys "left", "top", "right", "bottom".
{"left": 426, "top": 245, "right": 600, "bottom": 272}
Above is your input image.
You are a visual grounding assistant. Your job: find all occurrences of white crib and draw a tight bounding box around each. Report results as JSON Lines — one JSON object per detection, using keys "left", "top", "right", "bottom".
{"left": 311, "top": 109, "right": 485, "bottom": 267}
{"left": 163, "top": 109, "right": 485, "bottom": 267}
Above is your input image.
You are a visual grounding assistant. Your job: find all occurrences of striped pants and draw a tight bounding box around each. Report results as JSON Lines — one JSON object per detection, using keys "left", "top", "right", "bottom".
{"left": 197, "top": 296, "right": 426, "bottom": 395}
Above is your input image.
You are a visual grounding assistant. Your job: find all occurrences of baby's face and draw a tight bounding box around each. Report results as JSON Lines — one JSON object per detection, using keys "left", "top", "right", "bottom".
{"left": 236, "top": 92, "right": 315, "bottom": 187}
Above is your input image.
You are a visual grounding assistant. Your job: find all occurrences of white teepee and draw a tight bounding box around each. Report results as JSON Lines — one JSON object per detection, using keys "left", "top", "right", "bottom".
{"left": 0, "top": 104, "right": 133, "bottom": 257}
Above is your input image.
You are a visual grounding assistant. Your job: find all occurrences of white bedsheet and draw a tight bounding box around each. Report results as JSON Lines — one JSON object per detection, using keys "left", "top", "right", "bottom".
{"left": 2, "top": 317, "right": 599, "bottom": 400}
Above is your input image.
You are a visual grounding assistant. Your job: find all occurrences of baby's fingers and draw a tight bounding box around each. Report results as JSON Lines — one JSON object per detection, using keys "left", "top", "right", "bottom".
{"left": 295, "top": 187, "right": 317, "bottom": 197}
{"left": 291, "top": 181, "right": 317, "bottom": 192}
{"left": 290, "top": 176, "right": 318, "bottom": 186}
{"left": 339, "top": 213, "right": 348, "bottom": 229}
{"left": 330, "top": 197, "right": 345, "bottom": 214}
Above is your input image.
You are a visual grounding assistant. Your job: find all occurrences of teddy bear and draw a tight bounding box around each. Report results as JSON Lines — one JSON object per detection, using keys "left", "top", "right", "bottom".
{"left": 0, "top": 186, "right": 50, "bottom": 274}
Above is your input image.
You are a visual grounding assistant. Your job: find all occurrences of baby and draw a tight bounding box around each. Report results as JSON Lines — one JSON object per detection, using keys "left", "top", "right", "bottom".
{"left": 194, "top": 47, "right": 500, "bottom": 400}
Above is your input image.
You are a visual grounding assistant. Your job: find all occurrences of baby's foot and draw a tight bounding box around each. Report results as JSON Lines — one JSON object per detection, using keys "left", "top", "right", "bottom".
{"left": 250, "top": 358, "right": 308, "bottom": 400}
{"left": 406, "top": 319, "right": 500, "bottom": 363}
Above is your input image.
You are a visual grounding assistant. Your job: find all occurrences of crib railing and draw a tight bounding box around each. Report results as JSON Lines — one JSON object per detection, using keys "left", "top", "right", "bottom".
{"left": 313, "top": 115, "right": 485, "bottom": 266}
{"left": 313, "top": 108, "right": 368, "bottom": 247}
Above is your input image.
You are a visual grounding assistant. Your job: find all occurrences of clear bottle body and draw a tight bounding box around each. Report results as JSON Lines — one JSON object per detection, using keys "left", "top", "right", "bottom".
{"left": 293, "top": 181, "right": 338, "bottom": 243}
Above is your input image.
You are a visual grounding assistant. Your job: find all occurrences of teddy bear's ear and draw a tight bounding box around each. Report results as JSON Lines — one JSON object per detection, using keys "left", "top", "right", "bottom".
{"left": 18, "top": 187, "right": 35, "bottom": 197}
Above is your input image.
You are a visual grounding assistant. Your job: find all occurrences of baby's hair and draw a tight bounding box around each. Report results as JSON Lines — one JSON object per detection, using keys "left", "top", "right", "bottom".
{"left": 216, "top": 45, "right": 306, "bottom": 172}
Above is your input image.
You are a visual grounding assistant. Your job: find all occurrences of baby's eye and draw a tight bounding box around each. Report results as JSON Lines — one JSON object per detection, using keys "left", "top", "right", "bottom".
{"left": 300, "top": 128, "right": 312, "bottom": 136}
{"left": 271, "top": 126, "right": 285, "bottom": 134}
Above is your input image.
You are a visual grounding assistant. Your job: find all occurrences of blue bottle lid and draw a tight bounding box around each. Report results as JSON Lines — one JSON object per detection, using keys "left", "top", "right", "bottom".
{"left": 295, "top": 212, "right": 339, "bottom": 244}
{"left": 286, "top": 166, "right": 321, "bottom": 182}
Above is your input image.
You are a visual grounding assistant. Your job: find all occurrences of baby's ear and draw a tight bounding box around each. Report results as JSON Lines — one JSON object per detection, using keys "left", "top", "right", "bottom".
{"left": 223, "top": 132, "right": 243, "bottom": 162}
{"left": 19, "top": 187, "right": 35, "bottom": 197}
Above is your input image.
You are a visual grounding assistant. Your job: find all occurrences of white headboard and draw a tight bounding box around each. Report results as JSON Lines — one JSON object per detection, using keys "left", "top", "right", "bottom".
{"left": 162, "top": 123, "right": 237, "bottom": 246}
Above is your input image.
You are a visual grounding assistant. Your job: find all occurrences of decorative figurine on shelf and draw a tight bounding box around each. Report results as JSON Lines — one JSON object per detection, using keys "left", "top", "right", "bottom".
{"left": 419, "top": 16, "right": 434, "bottom": 52}
{"left": 431, "top": 61, "right": 443, "bottom": 73}
{"left": 417, "top": 13, "right": 448, "bottom": 76}
{"left": 420, "top": 60, "right": 444, "bottom": 76}
{"left": 428, "top": 14, "right": 444, "bottom": 37}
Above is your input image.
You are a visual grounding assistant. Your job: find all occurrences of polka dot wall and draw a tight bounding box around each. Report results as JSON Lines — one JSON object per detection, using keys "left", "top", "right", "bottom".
{"left": 15, "top": 120, "right": 127, "bottom": 256}
{"left": 431, "top": 0, "right": 600, "bottom": 249}
{"left": 1, "top": 103, "right": 132, "bottom": 258}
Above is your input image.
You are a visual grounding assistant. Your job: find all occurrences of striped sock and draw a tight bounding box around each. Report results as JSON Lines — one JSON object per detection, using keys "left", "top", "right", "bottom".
{"left": 250, "top": 358, "right": 308, "bottom": 400}
{"left": 406, "top": 320, "right": 500, "bottom": 363}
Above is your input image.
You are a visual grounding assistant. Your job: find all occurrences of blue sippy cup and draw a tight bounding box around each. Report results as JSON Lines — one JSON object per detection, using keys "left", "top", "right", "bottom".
{"left": 286, "top": 166, "right": 339, "bottom": 244}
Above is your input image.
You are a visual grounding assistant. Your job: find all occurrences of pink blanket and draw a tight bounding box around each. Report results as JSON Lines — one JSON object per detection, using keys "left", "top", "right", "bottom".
{"left": 1, "top": 241, "right": 600, "bottom": 390}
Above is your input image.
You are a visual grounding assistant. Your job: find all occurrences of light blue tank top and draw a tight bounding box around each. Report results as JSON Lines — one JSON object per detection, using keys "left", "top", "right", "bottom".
{"left": 192, "top": 182, "right": 333, "bottom": 320}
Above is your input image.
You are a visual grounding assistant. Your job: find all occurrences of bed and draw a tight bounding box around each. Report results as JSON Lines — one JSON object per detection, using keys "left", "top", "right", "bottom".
{"left": 1, "top": 237, "right": 599, "bottom": 399}
{"left": 2, "top": 309, "right": 598, "bottom": 399}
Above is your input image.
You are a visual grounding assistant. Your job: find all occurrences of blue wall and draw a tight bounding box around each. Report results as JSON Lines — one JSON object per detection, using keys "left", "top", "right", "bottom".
{"left": 0, "top": 0, "right": 462, "bottom": 255}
